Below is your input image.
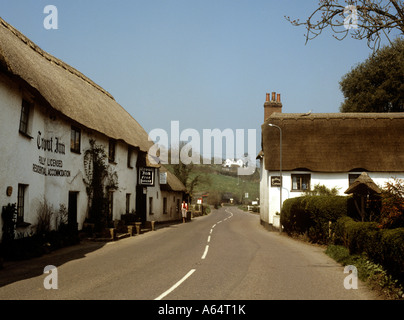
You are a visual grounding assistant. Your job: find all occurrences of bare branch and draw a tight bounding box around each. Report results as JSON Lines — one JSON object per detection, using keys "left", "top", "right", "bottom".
{"left": 286, "top": 0, "right": 404, "bottom": 52}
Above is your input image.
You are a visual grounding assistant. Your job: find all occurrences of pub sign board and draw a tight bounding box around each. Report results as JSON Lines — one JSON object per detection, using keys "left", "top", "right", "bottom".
{"left": 139, "top": 167, "right": 155, "bottom": 186}
{"left": 271, "top": 176, "right": 282, "bottom": 187}
{"left": 159, "top": 172, "right": 167, "bottom": 185}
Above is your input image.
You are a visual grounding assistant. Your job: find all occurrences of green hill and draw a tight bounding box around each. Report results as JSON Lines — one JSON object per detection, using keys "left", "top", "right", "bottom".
{"left": 165, "top": 164, "right": 260, "bottom": 205}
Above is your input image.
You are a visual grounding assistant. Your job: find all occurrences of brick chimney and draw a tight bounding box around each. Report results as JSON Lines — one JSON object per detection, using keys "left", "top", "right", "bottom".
{"left": 264, "top": 91, "right": 282, "bottom": 121}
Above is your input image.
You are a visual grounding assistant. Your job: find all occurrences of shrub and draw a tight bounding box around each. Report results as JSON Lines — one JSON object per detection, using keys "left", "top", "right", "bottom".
{"left": 281, "top": 195, "right": 349, "bottom": 243}
{"left": 304, "top": 183, "right": 340, "bottom": 196}
{"left": 379, "top": 178, "right": 404, "bottom": 228}
{"left": 334, "top": 216, "right": 404, "bottom": 284}
{"left": 35, "top": 197, "right": 55, "bottom": 235}
{"left": 326, "top": 245, "right": 404, "bottom": 299}
{"left": 379, "top": 228, "right": 404, "bottom": 283}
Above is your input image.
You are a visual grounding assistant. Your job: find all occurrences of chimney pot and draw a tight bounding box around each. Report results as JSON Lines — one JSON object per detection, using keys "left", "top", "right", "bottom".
{"left": 264, "top": 91, "right": 283, "bottom": 121}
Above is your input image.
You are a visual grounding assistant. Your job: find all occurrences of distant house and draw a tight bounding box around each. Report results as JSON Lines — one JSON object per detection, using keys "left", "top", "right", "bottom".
{"left": 223, "top": 159, "right": 244, "bottom": 168}
{"left": 258, "top": 92, "right": 404, "bottom": 230}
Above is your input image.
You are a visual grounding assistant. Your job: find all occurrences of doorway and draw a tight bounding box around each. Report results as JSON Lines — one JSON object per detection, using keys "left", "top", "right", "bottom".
{"left": 136, "top": 185, "right": 147, "bottom": 223}
{"left": 68, "top": 191, "right": 79, "bottom": 231}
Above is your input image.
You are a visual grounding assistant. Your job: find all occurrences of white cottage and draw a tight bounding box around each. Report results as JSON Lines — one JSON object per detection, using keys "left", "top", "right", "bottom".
{"left": 0, "top": 17, "right": 170, "bottom": 238}
{"left": 258, "top": 92, "right": 404, "bottom": 230}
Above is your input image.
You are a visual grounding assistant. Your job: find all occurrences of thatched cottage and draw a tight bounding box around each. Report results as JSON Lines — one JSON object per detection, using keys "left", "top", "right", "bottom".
{"left": 0, "top": 17, "right": 185, "bottom": 239}
{"left": 258, "top": 92, "right": 404, "bottom": 230}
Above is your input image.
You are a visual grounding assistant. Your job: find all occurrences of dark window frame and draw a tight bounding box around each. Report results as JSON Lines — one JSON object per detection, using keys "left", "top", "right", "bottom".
{"left": 70, "top": 126, "right": 81, "bottom": 154}
{"left": 126, "top": 193, "right": 131, "bottom": 214}
{"left": 149, "top": 197, "right": 153, "bottom": 215}
{"left": 19, "top": 99, "right": 32, "bottom": 136}
{"left": 17, "top": 184, "right": 27, "bottom": 224}
{"left": 291, "top": 174, "right": 311, "bottom": 192}
{"left": 127, "top": 146, "right": 134, "bottom": 168}
{"left": 108, "top": 139, "right": 116, "bottom": 163}
{"left": 163, "top": 197, "right": 167, "bottom": 214}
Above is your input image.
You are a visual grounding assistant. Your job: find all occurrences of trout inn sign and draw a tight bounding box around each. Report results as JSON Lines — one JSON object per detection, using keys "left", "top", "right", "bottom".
{"left": 32, "top": 131, "right": 71, "bottom": 177}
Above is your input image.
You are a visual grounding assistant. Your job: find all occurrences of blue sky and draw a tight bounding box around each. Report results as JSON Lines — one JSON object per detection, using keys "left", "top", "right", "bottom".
{"left": 0, "top": 1, "right": 398, "bottom": 159}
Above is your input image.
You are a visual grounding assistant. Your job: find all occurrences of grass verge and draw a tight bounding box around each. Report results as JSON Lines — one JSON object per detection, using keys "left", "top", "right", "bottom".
{"left": 326, "top": 245, "right": 404, "bottom": 300}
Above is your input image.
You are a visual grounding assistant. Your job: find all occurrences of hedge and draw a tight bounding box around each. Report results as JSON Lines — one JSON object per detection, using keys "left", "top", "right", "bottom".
{"left": 281, "top": 195, "right": 404, "bottom": 284}
{"left": 281, "top": 196, "right": 349, "bottom": 243}
{"left": 334, "top": 216, "right": 404, "bottom": 284}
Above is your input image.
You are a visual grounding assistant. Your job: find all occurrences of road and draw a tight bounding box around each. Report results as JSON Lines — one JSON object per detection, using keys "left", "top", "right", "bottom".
{"left": 0, "top": 207, "right": 380, "bottom": 300}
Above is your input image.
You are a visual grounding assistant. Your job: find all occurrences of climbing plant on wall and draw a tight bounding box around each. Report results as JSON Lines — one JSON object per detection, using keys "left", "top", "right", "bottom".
{"left": 83, "top": 139, "right": 118, "bottom": 231}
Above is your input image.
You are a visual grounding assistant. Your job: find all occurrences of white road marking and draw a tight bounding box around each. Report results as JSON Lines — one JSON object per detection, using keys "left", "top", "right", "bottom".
{"left": 154, "top": 209, "right": 238, "bottom": 300}
{"left": 155, "top": 269, "right": 196, "bottom": 300}
{"left": 201, "top": 245, "right": 209, "bottom": 259}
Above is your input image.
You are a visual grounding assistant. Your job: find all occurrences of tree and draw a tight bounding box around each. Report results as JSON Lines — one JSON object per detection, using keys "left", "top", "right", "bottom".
{"left": 286, "top": 0, "right": 404, "bottom": 52}
{"left": 379, "top": 178, "right": 404, "bottom": 228}
{"left": 339, "top": 38, "right": 404, "bottom": 112}
{"left": 167, "top": 142, "right": 209, "bottom": 202}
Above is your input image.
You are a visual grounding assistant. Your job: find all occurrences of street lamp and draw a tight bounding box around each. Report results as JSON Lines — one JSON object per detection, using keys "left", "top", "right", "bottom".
{"left": 268, "top": 124, "right": 282, "bottom": 233}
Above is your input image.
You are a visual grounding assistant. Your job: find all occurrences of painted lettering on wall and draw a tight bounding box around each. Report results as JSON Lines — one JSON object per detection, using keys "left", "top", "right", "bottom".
{"left": 37, "top": 131, "right": 65, "bottom": 154}
{"left": 33, "top": 156, "right": 71, "bottom": 177}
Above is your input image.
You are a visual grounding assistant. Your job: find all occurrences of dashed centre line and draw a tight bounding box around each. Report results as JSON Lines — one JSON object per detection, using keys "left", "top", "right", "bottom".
{"left": 201, "top": 245, "right": 209, "bottom": 260}
{"left": 200, "top": 210, "right": 234, "bottom": 260}
{"left": 155, "top": 209, "right": 234, "bottom": 300}
{"left": 154, "top": 269, "right": 196, "bottom": 300}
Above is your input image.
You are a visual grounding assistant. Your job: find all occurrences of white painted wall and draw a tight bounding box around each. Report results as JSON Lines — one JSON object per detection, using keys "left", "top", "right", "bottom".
{"left": 145, "top": 170, "right": 161, "bottom": 222}
{"left": 160, "top": 190, "right": 182, "bottom": 222}
{"left": 145, "top": 168, "right": 183, "bottom": 222}
{"left": 260, "top": 165, "right": 404, "bottom": 228}
{"left": 0, "top": 73, "right": 141, "bottom": 239}
{"left": 259, "top": 158, "right": 269, "bottom": 226}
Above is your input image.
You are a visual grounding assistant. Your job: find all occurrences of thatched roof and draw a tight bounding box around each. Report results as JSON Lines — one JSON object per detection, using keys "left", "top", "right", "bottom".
{"left": 344, "top": 172, "right": 381, "bottom": 195}
{"left": 159, "top": 166, "right": 187, "bottom": 193}
{"left": 262, "top": 112, "right": 404, "bottom": 173}
{"left": 0, "top": 17, "right": 152, "bottom": 152}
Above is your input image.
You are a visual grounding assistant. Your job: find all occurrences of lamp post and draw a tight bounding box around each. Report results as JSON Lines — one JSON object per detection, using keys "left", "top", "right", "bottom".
{"left": 268, "top": 124, "right": 282, "bottom": 233}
